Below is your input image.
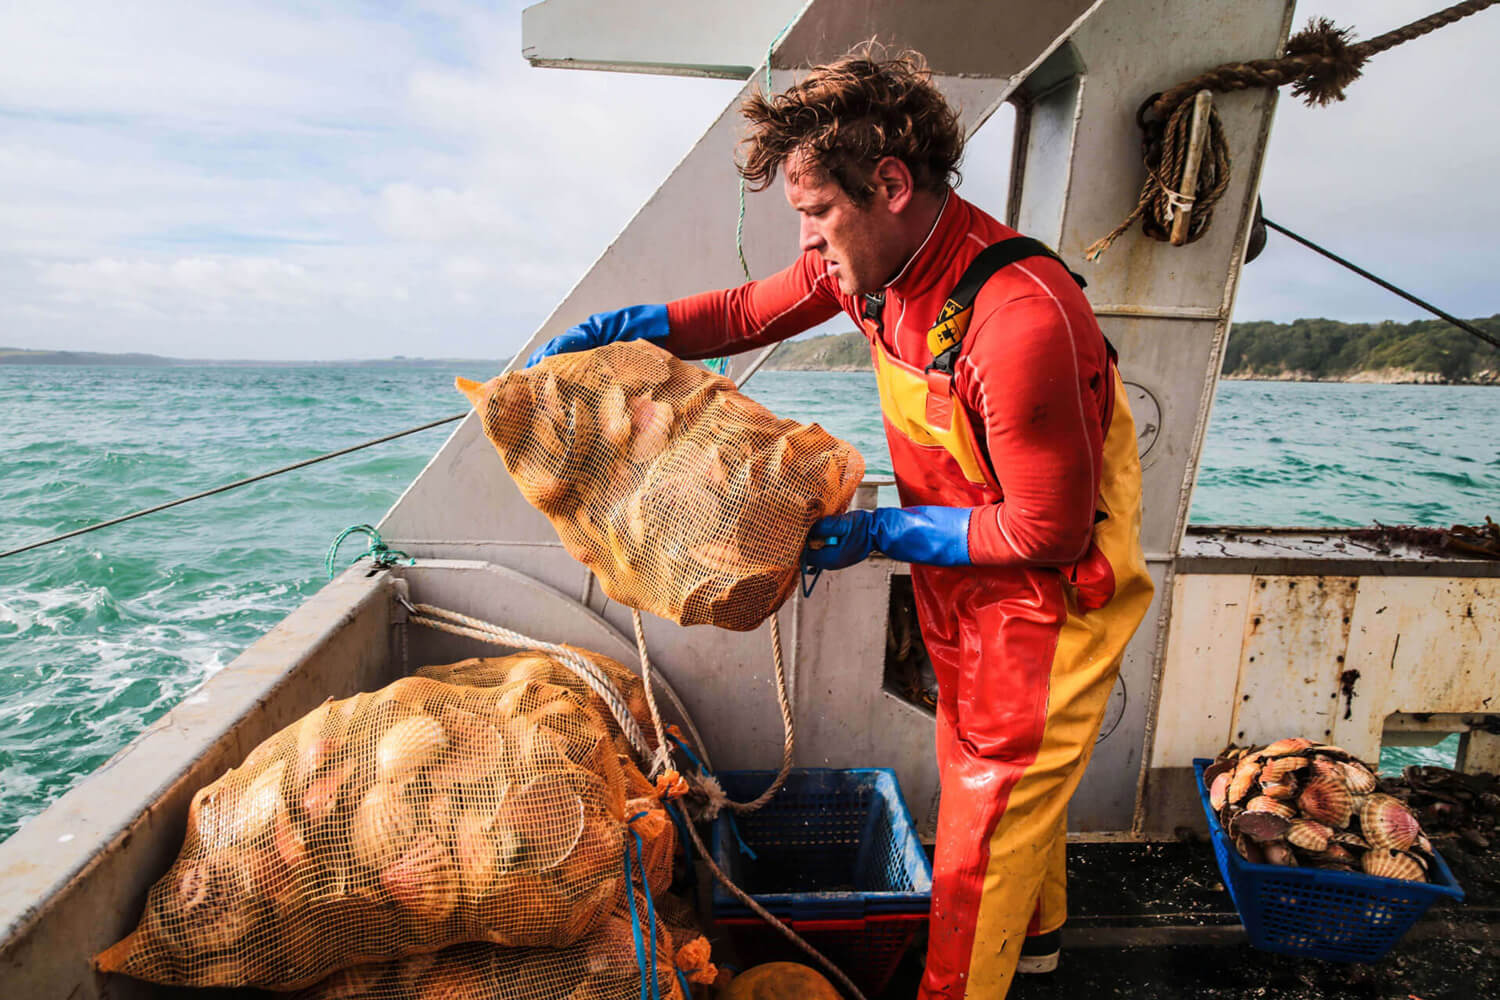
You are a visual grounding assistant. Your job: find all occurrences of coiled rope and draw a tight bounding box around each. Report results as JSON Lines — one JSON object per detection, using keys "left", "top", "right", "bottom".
{"left": 1085, "top": 1, "right": 1498, "bottom": 261}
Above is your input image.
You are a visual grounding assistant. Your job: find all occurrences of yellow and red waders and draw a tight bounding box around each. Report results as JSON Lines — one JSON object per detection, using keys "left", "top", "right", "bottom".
{"left": 862, "top": 243, "right": 1155, "bottom": 999}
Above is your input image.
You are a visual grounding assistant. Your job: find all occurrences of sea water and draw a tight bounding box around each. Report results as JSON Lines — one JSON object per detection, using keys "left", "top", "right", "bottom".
{"left": 2, "top": 366, "right": 1497, "bottom": 841}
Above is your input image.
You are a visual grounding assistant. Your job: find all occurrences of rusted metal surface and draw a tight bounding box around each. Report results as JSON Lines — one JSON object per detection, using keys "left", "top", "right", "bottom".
{"left": 1180, "top": 526, "right": 1500, "bottom": 577}
{"left": 1143, "top": 570, "right": 1500, "bottom": 835}
{"left": 1230, "top": 576, "right": 1357, "bottom": 747}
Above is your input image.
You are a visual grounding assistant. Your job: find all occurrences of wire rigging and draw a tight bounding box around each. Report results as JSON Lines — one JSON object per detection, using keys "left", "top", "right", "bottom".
{"left": 1262, "top": 218, "right": 1500, "bottom": 354}
{"left": 0, "top": 411, "right": 467, "bottom": 562}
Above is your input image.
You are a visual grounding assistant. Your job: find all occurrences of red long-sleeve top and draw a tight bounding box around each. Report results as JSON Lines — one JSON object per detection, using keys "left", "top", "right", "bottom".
{"left": 663, "top": 192, "right": 1112, "bottom": 567}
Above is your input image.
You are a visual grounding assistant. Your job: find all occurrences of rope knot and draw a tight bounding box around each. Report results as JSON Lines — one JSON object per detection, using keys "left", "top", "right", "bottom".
{"left": 654, "top": 770, "right": 691, "bottom": 802}
{"left": 325, "top": 524, "right": 414, "bottom": 579}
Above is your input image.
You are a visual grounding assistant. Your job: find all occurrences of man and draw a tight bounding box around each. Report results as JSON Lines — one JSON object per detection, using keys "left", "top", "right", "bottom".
{"left": 528, "top": 47, "right": 1154, "bottom": 1000}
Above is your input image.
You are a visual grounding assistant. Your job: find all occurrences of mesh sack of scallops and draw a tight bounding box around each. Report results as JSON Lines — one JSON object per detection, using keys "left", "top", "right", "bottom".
{"left": 288, "top": 802, "right": 701, "bottom": 1000}
{"left": 96, "top": 676, "right": 634, "bottom": 990}
{"left": 1206, "top": 737, "right": 1438, "bottom": 880}
{"left": 457, "top": 341, "right": 865, "bottom": 632}
{"left": 290, "top": 890, "right": 709, "bottom": 1000}
{"left": 417, "top": 649, "right": 655, "bottom": 756}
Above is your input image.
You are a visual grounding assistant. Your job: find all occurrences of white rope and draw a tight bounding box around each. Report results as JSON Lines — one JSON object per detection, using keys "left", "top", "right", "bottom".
{"left": 406, "top": 602, "right": 654, "bottom": 762}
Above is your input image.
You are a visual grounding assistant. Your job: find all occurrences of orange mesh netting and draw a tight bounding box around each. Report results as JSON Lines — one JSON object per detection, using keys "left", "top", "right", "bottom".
{"left": 289, "top": 814, "right": 690, "bottom": 1000}
{"left": 458, "top": 341, "right": 864, "bottom": 631}
{"left": 96, "top": 676, "right": 630, "bottom": 990}
{"left": 291, "top": 894, "right": 688, "bottom": 1000}
{"left": 417, "top": 649, "right": 655, "bottom": 757}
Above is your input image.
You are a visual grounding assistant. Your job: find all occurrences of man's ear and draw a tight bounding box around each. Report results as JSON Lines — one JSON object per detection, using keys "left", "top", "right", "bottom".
{"left": 872, "top": 156, "right": 915, "bottom": 213}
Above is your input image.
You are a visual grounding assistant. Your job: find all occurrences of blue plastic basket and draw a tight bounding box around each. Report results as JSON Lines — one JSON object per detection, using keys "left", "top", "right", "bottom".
{"left": 1194, "top": 758, "right": 1464, "bottom": 962}
{"left": 710, "top": 768, "right": 932, "bottom": 921}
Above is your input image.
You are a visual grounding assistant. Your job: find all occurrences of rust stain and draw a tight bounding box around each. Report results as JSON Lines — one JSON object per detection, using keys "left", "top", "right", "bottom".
{"left": 1339, "top": 669, "right": 1361, "bottom": 721}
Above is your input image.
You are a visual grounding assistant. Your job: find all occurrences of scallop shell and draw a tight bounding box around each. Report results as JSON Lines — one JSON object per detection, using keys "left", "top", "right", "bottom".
{"left": 1263, "top": 841, "right": 1299, "bottom": 866}
{"left": 376, "top": 714, "right": 449, "bottom": 782}
{"left": 1361, "top": 847, "right": 1425, "bottom": 882}
{"left": 1261, "top": 756, "right": 1308, "bottom": 783}
{"left": 1209, "top": 770, "right": 1233, "bottom": 812}
{"left": 221, "top": 759, "right": 286, "bottom": 844}
{"left": 1227, "top": 758, "right": 1262, "bottom": 805}
{"left": 1259, "top": 737, "right": 1316, "bottom": 758}
{"left": 1236, "top": 834, "right": 1266, "bottom": 864}
{"left": 1233, "top": 809, "right": 1290, "bottom": 843}
{"left": 1245, "top": 795, "right": 1296, "bottom": 819}
{"left": 302, "top": 755, "right": 357, "bottom": 826}
{"left": 1360, "top": 793, "right": 1421, "bottom": 851}
{"left": 1317, "top": 843, "right": 1356, "bottom": 865}
{"left": 1331, "top": 830, "right": 1369, "bottom": 850}
{"left": 1297, "top": 775, "right": 1354, "bottom": 828}
{"left": 381, "top": 832, "right": 459, "bottom": 921}
{"left": 1203, "top": 758, "right": 1237, "bottom": 787}
{"left": 1307, "top": 756, "right": 1346, "bottom": 783}
{"left": 1259, "top": 780, "right": 1298, "bottom": 800}
{"left": 352, "top": 780, "right": 419, "bottom": 869}
{"left": 1340, "top": 761, "right": 1378, "bottom": 795}
{"left": 1286, "top": 818, "right": 1332, "bottom": 852}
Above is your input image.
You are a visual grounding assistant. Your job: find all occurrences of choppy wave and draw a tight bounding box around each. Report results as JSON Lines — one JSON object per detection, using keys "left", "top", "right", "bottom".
{"left": 2, "top": 368, "right": 1496, "bottom": 840}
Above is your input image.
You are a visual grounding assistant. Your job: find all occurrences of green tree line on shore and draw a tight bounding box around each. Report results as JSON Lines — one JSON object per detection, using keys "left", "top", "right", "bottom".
{"left": 764, "top": 315, "right": 1500, "bottom": 382}
{"left": 1221, "top": 315, "right": 1500, "bottom": 381}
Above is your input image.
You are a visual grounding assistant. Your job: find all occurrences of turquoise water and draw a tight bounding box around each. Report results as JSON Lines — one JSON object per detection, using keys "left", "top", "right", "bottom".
{"left": 2, "top": 367, "right": 1497, "bottom": 841}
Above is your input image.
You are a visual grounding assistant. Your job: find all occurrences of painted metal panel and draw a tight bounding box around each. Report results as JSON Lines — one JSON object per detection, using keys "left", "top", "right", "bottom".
{"left": 1149, "top": 573, "right": 1252, "bottom": 767}
{"left": 522, "top": 0, "right": 809, "bottom": 78}
{"left": 1229, "top": 576, "right": 1357, "bottom": 748}
{"left": 1103, "top": 316, "right": 1232, "bottom": 553}
{"left": 521, "top": 0, "right": 1101, "bottom": 80}
{"left": 773, "top": 0, "right": 1101, "bottom": 78}
{"left": 1336, "top": 576, "right": 1500, "bottom": 761}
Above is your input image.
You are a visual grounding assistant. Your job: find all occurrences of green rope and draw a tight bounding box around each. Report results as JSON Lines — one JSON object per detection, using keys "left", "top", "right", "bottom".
{"left": 712, "top": 12, "right": 799, "bottom": 380}
{"left": 325, "top": 524, "right": 414, "bottom": 579}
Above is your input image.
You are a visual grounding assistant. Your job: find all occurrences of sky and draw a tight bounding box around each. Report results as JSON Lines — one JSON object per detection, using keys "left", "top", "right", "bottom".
{"left": 2, "top": 0, "right": 1497, "bottom": 361}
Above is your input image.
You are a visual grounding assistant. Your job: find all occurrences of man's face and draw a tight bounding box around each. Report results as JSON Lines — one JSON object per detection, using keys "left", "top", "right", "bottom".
{"left": 784, "top": 156, "right": 905, "bottom": 297}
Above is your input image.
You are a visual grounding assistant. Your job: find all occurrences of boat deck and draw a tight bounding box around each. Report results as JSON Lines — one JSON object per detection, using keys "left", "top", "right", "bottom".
{"left": 870, "top": 840, "right": 1500, "bottom": 999}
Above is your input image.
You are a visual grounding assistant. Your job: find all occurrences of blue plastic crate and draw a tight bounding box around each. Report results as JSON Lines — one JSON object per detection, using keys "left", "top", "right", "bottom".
{"left": 710, "top": 768, "right": 932, "bottom": 921}
{"left": 1194, "top": 758, "right": 1464, "bottom": 962}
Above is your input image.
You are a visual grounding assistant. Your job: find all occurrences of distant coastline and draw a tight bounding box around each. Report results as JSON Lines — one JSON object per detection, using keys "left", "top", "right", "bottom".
{"left": 6, "top": 312, "right": 1498, "bottom": 384}
{"left": 0, "top": 348, "right": 508, "bottom": 370}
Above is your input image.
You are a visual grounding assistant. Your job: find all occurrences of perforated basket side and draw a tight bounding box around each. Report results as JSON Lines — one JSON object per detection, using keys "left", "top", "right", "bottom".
{"left": 711, "top": 769, "right": 932, "bottom": 921}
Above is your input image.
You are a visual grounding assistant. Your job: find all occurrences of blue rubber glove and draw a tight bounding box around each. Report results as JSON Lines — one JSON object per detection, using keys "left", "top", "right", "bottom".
{"left": 802, "top": 506, "right": 973, "bottom": 570}
{"left": 524, "top": 304, "right": 670, "bottom": 368}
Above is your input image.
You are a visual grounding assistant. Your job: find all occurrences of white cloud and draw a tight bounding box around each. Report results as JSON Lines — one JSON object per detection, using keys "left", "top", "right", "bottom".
{"left": 0, "top": 0, "right": 1496, "bottom": 360}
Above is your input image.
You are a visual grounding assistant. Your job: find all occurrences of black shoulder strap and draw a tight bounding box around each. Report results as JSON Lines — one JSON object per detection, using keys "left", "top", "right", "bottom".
{"left": 927, "top": 237, "right": 1087, "bottom": 375}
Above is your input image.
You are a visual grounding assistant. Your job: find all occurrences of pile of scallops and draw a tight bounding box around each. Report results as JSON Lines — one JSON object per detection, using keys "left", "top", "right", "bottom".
{"left": 1206, "top": 737, "right": 1436, "bottom": 882}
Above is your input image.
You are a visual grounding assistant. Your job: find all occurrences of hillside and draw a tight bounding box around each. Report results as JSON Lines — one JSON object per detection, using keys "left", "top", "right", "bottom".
{"left": 1220, "top": 316, "right": 1500, "bottom": 383}
{"left": 0, "top": 347, "right": 509, "bottom": 369}
{"left": 762, "top": 316, "right": 1500, "bottom": 383}
{"left": 760, "top": 332, "right": 872, "bottom": 370}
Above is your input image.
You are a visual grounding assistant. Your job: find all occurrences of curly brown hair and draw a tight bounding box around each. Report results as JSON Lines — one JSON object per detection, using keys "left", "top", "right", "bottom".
{"left": 738, "top": 44, "right": 964, "bottom": 205}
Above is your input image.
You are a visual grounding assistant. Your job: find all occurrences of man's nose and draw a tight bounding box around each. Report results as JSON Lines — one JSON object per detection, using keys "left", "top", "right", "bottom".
{"left": 799, "top": 217, "right": 824, "bottom": 253}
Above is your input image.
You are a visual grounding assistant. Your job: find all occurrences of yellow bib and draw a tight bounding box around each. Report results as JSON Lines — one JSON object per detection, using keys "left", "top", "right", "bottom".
{"left": 866, "top": 330, "right": 994, "bottom": 488}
